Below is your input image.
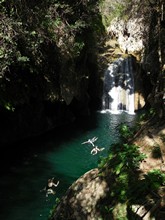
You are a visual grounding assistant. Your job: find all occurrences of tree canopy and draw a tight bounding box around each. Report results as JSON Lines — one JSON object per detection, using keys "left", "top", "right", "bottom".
{"left": 0, "top": 0, "right": 104, "bottom": 109}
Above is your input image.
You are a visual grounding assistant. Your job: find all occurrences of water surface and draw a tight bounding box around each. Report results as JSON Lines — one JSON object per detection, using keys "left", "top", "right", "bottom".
{"left": 0, "top": 111, "right": 138, "bottom": 220}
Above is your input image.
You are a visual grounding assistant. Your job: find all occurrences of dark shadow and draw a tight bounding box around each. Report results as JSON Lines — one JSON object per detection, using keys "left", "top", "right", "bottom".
{"left": 96, "top": 142, "right": 165, "bottom": 220}
{"left": 0, "top": 111, "right": 99, "bottom": 220}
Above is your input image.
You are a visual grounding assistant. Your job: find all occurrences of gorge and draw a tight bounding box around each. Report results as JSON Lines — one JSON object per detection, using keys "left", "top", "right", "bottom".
{"left": 0, "top": 0, "right": 165, "bottom": 220}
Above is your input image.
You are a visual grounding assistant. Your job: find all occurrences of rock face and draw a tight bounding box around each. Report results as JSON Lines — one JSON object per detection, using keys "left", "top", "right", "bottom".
{"left": 52, "top": 168, "right": 109, "bottom": 220}
{"left": 51, "top": 1, "right": 165, "bottom": 219}
{"left": 0, "top": 46, "right": 98, "bottom": 144}
{"left": 107, "top": 17, "right": 147, "bottom": 56}
{"left": 105, "top": 9, "right": 151, "bottom": 111}
{"left": 98, "top": 39, "right": 147, "bottom": 111}
{"left": 100, "top": 1, "right": 165, "bottom": 113}
{"left": 52, "top": 151, "right": 165, "bottom": 219}
{"left": 97, "top": 1, "right": 152, "bottom": 112}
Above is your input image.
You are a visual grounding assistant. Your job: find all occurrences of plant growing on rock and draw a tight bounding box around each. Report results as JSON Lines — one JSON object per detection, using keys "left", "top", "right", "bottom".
{"left": 98, "top": 119, "right": 165, "bottom": 219}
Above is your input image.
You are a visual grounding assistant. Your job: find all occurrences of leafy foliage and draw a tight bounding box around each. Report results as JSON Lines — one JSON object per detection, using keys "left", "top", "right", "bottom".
{"left": 144, "top": 169, "right": 165, "bottom": 191}
{"left": 99, "top": 0, "right": 132, "bottom": 27}
{"left": 48, "top": 197, "right": 61, "bottom": 220}
{"left": 0, "top": 14, "right": 17, "bottom": 76}
{"left": 98, "top": 121, "right": 164, "bottom": 219}
{"left": 0, "top": 0, "right": 104, "bottom": 109}
{"left": 118, "top": 123, "right": 134, "bottom": 141}
{"left": 99, "top": 142, "right": 146, "bottom": 202}
{"left": 139, "top": 108, "right": 156, "bottom": 121}
{"left": 152, "top": 145, "right": 162, "bottom": 159}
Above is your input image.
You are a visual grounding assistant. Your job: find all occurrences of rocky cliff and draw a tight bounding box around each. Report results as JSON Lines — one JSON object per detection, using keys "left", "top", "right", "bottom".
{"left": 0, "top": 1, "right": 104, "bottom": 144}
{"left": 98, "top": 0, "right": 165, "bottom": 114}
{"left": 51, "top": 1, "right": 165, "bottom": 219}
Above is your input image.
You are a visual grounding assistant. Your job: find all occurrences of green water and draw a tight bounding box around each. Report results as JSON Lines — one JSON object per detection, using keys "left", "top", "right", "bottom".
{"left": 0, "top": 111, "right": 138, "bottom": 220}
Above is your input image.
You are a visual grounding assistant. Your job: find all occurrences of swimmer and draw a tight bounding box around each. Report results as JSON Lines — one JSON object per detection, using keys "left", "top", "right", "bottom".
{"left": 46, "top": 188, "right": 56, "bottom": 197}
{"left": 40, "top": 178, "right": 59, "bottom": 197}
{"left": 82, "top": 137, "right": 98, "bottom": 147}
{"left": 47, "top": 178, "right": 59, "bottom": 188}
{"left": 91, "top": 146, "right": 105, "bottom": 155}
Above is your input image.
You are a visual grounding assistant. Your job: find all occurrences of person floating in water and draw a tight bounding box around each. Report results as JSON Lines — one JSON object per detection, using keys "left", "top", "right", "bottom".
{"left": 81, "top": 137, "right": 98, "bottom": 147}
{"left": 91, "top": 146, "right": 105, "bottom": 155}
{"left": 40, "top": 177, "right": 59, "bottom": 197}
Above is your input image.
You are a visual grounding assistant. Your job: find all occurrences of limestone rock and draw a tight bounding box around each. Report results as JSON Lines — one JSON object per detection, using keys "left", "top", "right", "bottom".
{"left": 107, "top": 17, "right": 147, "bottom": 57}
{"left": 52, "top": 168, "right": 109, "bottom": 220}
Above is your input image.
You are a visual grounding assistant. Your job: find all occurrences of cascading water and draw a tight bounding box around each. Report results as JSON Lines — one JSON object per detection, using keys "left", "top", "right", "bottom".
{"left": 102, "top": 56, "right": 135, "bottom": 114}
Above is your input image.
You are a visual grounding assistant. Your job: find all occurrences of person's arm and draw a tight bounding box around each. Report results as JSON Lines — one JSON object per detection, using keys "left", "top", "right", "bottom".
{"left": 91, "top": 148, "right": 97, "bottom": 155}
{"left": 53, "top": 180, "right": 59, "bottom": 187}
{"left": 96, "top": 147, "right": 101, "bottom": 151}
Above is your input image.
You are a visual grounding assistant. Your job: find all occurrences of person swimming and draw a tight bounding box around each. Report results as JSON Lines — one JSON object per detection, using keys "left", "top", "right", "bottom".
{"left": 90, "top": 146, "right": 105, "bottom": 155}
{"left": 41, "top": 178, "right": 59, "bottom": 197}
{"left": 47, "top": 178, "right": 59, "bottom": 188}
{"left": 81, "top": 137, "right": 98, "bottom": 147}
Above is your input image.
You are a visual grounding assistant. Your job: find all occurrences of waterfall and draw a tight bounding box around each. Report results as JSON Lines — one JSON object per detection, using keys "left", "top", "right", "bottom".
{"left": 102, "top": 56, "right": 135, "bottom": 114}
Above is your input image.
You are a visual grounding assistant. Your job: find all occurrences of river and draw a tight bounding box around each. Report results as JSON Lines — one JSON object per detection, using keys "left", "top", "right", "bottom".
{"left": 0, "top": 111, "right": 138, "bottom": 220}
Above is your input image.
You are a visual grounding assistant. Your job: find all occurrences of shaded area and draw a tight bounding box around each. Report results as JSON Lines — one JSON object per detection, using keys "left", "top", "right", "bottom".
{"left": 0, "top": 114, "right": 98, "bottom": 220}
{"left": 0, "top": 0, "right": 105, "bottom": 144}
{"left": 52, "top": 168, "right": 108, "bottom": 220}
{"left": 0, "top": 112, "right": 137, "bottom": 220}
{"left": 98, "top": 142, "right": 165, "bottom": 220}
{"left": 51, "top": 118, "right": 165, "bottom": 220}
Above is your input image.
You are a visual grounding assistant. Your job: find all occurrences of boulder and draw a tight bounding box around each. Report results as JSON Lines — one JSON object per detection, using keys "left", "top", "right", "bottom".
{"left": 52, "top": 168, "right": 109, "bottom": 220}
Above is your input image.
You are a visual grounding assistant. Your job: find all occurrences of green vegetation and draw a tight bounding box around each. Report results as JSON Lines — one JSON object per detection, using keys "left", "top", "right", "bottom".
{"left": 139, "top": 108, "right": 156, "bottom": 121}
{"left": 50, "top": 110, "right": 165, "bottom": 219}
{"left": 152, "top": 145, "right": 162, "bottom": 159}
{"left": 48, "top": 197, "right": 60, "bottom": 220}
{"left": 0, "top": 0, "right": 105, "bottom": 109}
{"left": 145, "top": 169, "right": 165, "bottom": 191}
{"left": 99, "top": 0, "right": 132, "bottom": 27}
{"left": 118, "top": 123, "right": 135, "bottom": 141}
{"left": 98, "top": 119, "right": 165, "bottom": 219}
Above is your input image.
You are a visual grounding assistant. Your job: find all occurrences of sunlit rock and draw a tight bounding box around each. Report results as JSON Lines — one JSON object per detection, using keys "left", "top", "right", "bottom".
{"left": 107, "top": 17, "right": 148, "bottom": 57}
{"left": 52, "top": 168, "right": 109, "bottom": 220}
